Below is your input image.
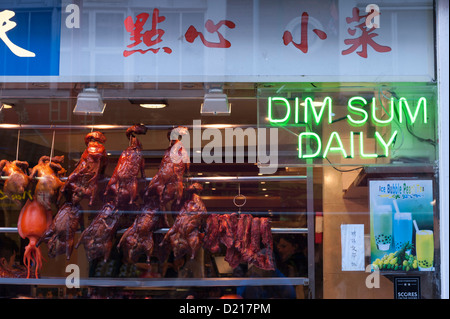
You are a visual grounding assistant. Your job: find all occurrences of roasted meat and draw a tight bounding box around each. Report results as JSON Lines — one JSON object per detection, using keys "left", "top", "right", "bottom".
{"left": 118, "top": 196, "right": 163, "bottom": 264}
{"left": 0, "top": 262, "right": 28, "bottom": 278}
{"left": 161, "top": 183, "right": 207, "bottom": 260}
{"left": 204, "top": 213, "right": 275, "bottom": 271}
{"left": 61, "top": 131, "right": 108, "bottom": 205}
{"left": 29, "top": 155, "right": 66, "bottom": 210}
{"left": 75, "top": 203, "right": 120, "bottom": 262}
{"left": 144, "top": 126, "right": 189, "bottom": 214}
{"left": 37, "top": 202, "right": 82, "bottom": 260}
{"left": 203, "top": 214, "right": 221, "bottom": 254}
{"left": 0, "top": 159, "right": 31, "bottom": 202}
{"left": 104, "top": 124, "right": 147, "bottom": 206}
{"left": 203, "top": 213, "right": 238, "bottom": 254}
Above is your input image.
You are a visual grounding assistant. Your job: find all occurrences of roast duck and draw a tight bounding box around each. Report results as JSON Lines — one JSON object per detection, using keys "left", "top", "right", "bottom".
{"left": 104, "top": 124, "right": 147, "bottom": 207}
{"left": 204, "top": 213, "right": 275, "bottom": 271}
{"left": 37, "top": 132, "right": 107, "bottom": 261}
{"left": 144, "top": 126, "right": 189, "bottom": 217}
{"left": 29, "top": 155, "right": 66, "bottom": 210}
{"left": 37, "top": 202, "right": 82, "bottom": 260}
{"left": 75, "top": 202, "right": 120, "bottom": 262}
{"left": 118, "top": 193, "right": 165, "bottom": 264}
{"left": 77, "top": 125, "right": 149, "bottom": 262}
{"left": 161, "top": 183, "right": 208, "bottom": 260}
{"left": 31, "top": 155, "right": 83, "bottom": 261}
{"left": 61, "top": 131, "right": 108, "bottom": 206}
{"left": 0, "top": 159, "right": 31, "bottom": 203}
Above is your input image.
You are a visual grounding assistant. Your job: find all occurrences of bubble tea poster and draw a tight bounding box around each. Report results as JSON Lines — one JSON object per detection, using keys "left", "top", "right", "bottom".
{"left": 369, "top": 180, "right": 434, "bottom": 272}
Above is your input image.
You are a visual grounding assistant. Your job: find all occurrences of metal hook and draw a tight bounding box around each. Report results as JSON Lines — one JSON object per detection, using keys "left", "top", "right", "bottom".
{"left": 233, "top": 183, "right": 246, "bottom": 213}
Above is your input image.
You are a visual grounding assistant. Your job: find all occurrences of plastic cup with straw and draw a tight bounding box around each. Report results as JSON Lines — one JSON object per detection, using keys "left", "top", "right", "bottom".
{"left": 414, "top": 219, "right": 434, "bottom": 271}
{"left": 392, "top": 199, "right": 413, "bottom": 251}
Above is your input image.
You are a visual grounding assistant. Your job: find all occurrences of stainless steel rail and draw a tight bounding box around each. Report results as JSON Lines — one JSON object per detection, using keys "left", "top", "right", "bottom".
{"left": 0, "top": 276, "right": 309, "bottom": 287}
{"left": 1, "top": 175, "right": 307, "bottom": 182}
{"left": 0, "top": 124, "right": 260, "bottom": 130}
{"left": 0, "top": 227, "right": 308, "bottom": 234}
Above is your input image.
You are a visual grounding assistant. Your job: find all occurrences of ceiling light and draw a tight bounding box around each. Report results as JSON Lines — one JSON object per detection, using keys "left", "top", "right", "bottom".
{"left": 129, "top": 99, "right": 168, "bottom": 109}
{"left": 201, "top": 88, "right": 231, "bottom": 116}
{"left": 140, "top": 103, "right": 167, "bottom": 109}
{"left": 73, "top": 88, "right": 106, "bottom": 116}
{"left": 1, "top": 103, "right": 13, "bottom": 109}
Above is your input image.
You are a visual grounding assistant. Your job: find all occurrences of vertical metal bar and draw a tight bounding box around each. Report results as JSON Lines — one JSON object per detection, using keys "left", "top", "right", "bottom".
{"left": 437, "top": 0, "right": 449, "bottom": 299}
{"left": 306, "top": 164, "right": 315, "bottom": 299}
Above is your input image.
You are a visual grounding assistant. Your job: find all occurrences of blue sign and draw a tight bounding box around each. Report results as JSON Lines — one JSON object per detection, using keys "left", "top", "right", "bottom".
{"left": 0, "top": 3, "right": 61, "bottom": 76}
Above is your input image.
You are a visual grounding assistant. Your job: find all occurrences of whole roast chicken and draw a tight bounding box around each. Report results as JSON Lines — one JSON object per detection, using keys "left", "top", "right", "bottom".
{"left": 118, "top": 194, "right": 164, "bottom": 264}
{"left": 61, "top": 131, "right": 108, "bottom": 205}
{"left": 75, "top": 203, "right": 121, "bottom": 262}
{"left": 37, "top": 202, "right": 82, "bottom": 260}
{"left": 161, "top": 183, "right": 207, "bottom": 260}
{"left": 104, "top": 124, "right": 147, "bottom": 206}
{"left": 144, "top": 126, "right": 189, "bottom": 214}
{"left": 29, "top": 155, "right": 66, "bottom": 210}
{"left": 0, "top": 159, "right": 31, "bottom": 203}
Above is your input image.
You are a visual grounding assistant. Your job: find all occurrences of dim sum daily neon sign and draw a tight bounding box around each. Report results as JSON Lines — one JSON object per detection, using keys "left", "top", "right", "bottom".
{"left": 267, "top": 96, "right": 428, "bottom": 159}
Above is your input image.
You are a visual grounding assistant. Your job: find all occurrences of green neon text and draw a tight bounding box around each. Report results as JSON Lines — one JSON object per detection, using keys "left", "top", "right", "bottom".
{"left": 297, "top": 130, "right": 399, "bottom": 159}
{"left": 268, "top": 96, "right": 428, "bottom": 126}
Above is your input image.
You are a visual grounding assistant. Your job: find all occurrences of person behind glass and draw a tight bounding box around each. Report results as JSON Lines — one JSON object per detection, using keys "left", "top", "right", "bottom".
{"left": 0, "top": 234, "right": 20, "bottom": 276}
{"left": 0, "top": 235, "right": 31, "bottom": 298}
{"left": 275, "top": 234, "right": 307, "bottom": 277}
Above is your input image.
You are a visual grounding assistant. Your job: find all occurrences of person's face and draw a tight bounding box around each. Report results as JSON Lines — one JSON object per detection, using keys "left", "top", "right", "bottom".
{"left": 277, "top": 238, "right": 296, "bottom": 261}
{"left": 0, "top": 251, "right": 16, "bottom": 268}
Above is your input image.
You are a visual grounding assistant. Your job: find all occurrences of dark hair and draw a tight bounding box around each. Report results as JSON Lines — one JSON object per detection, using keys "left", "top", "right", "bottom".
{"left": 0, "top": 235, "right": 19, "bottom": 260}
{"left": 277, "top": 234, "right": 307, "bottom": 248}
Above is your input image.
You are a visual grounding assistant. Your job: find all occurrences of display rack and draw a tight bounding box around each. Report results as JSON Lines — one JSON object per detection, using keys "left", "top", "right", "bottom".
{"left": 0, "top": 124, "right": 316, "bottom": 298}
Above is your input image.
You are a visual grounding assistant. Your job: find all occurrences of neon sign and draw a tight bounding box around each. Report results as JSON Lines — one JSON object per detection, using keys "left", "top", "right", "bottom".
{"left": 267, "top": 96, "right": 428, "bottom": 159}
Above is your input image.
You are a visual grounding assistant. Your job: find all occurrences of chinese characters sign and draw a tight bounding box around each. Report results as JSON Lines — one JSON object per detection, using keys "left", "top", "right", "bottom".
{"left": 341, "top": 224, "right": 365, "bottom": 271}
{"left": 2, "top": 0, "right": 435, "bottom": 81}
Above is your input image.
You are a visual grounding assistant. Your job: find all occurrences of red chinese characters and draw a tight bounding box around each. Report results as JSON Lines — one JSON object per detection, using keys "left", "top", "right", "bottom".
{"left": 185, "top": 19, "right": 236, "bottom": 48}
{"left": 282, "top": 12, "right": 327, "bottom": 53}
{"left": 123, "top": 8, "right": 172, "bottom": 57}
{"left": 342, "top": 7, "right": 391, "bottom": 58}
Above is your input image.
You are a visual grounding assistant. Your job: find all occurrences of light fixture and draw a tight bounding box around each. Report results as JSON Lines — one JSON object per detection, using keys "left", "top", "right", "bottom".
{"left": 73, "top": 88, "right": 106, "bottom": 116}
{"left": 0, "top": 102, "right": 14, "bottom": 111}
{"left": 140, "top": 103, "right": 167, "bottom": 109}
{"left": 129, "top": 99, "right": 168, "bottom": 109}
{"left": 201, "top": 86, "right": 231, "bottom": 116}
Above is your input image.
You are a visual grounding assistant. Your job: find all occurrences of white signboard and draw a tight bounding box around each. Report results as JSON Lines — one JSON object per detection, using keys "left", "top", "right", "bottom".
{"left": 2, "top": 0, "right": 435, "bottom": 82}
{"left": 341, "top": 224, "right": 365, "bottom": 271}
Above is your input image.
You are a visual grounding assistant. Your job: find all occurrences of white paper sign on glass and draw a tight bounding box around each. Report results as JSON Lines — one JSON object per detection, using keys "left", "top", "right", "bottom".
{"left": 341, "top": 224, "right": 365, "bottom": 271}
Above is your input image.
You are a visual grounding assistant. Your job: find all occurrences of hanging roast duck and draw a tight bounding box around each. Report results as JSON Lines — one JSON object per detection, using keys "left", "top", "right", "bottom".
{"left": 104, "top": 124, "right": 147, "bottom": 206}
{"left": 61, "top": 131, "right": 108, "bottom": 206}
{"left": 144, "top": 126, "right": 189, "bottom": 225}
{"left": 161, "top": 183, "right": 207, "bottom": 260}
{"left": 118, "top": 193, "right": 164, "bottom": 264}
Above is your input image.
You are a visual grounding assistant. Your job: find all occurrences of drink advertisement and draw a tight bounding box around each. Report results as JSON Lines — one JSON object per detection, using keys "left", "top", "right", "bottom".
{"left": 369, "top": 180, "right": 434, "bottom": 272}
